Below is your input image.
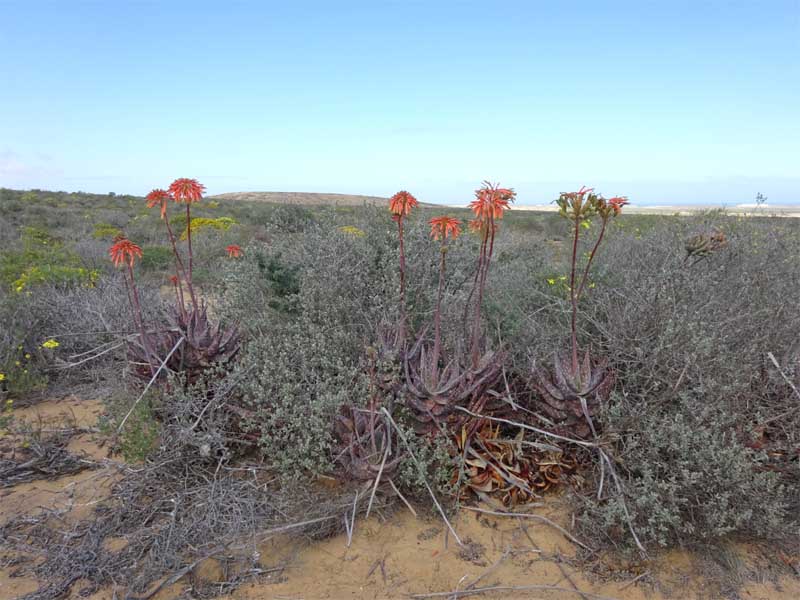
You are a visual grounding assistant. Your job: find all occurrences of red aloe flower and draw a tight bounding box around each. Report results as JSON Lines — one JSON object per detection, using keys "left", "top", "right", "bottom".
{"left": 388, "top": 190, "right": 418, "bottom": 217}
{"left": 570, "top": 185, "right": 594, "bottom": 199}
{"left": 168, "top": 178, "right": 205, "bottom": 203}
{"left": 169, "top": 275, "right": 179, "bottom": 285}
{"left": 429, "top": 216, "right": 462, "bottom": 241}
{"left": 607, "top": 196, "right": 629, "bottom": 215}
{"left": 469, "top": 181, "right": 515, "bottom": 222}
{"left": 226, "top": 244, "right": 243, "bottom": 258}
{"left": 146, "top": 189, "right": 172, "bottom": 220}
{"left": 468, "top": 217, "right": 498, "bottom": 236}
{"left": 109, "top": 238, "right": 143, "bottom": 268}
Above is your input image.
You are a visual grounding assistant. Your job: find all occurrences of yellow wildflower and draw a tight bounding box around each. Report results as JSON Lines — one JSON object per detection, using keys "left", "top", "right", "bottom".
{"left": 0, "top": 373, "right": 5, "bottom": 381}
{"left": 42, "top": 339, "right": 60, "bottom": 349}
{"left": 338, "top": 225, "right": 366, "bottom": 237}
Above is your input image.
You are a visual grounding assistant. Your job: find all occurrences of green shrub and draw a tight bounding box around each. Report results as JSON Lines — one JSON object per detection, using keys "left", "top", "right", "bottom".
{"left": 262, "top": 204, "right": 316, "bottom": 233}
{"left": 0, "top": 226, "right": 97, "bottom": 291}
{"left": 12, "top": 264, "right": 98, "bottom": 292}
{"left": 579, "top": 400, "right": 787, "bottom": 548}
{"left": 139, "top": 245, "right": 174, "bottom": 272}
{"left": 0, "top": 346, "right": 47, "bottom": 399}
{"left": 117, "top": 399, "right": 160, "bottom": 463}
{"left": 92, "top": 222, "right": 123, "bottom": 240}
{"left": 0, "top": 398, "right": 13, "bottom": 432}
{"left": 237, "top": 317, "right": 370, "bottom": 477}
{"left": 394, "top": 421, "right": 457, "bottom": 501}
{"left": 0, "top": 276, "right": 163, "bottom": 396}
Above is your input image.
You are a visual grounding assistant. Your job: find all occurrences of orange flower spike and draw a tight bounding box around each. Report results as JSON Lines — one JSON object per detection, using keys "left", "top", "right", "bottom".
{"left": 607, "top": 196, "right": 629, "bottom": 216}
{"left": 109, "top": 238, "right": 143, "bottom": 268}
{"left": 226, "top": 244, "right": 243, "bottom": 258}
{"left": 469, "top": 181, "right": 516, "bottom": 221}
{"left": 168, "top": 178, "right": 205, "bottom": 203}
{"left": 146, "top": 189, "right": 172, "bottom": 220}
{"left": 388, "top": 190, "right": 419, "bottom": 217}
{"left": 468, "top": 218, "right": 485, "bottom": 233}
{"left": 429, "top": 216, "right": 462, "bottom": 241}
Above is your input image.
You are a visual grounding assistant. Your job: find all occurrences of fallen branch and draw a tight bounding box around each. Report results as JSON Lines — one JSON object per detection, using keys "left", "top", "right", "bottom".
{"left": 453, "top": 407, "right": 598, "bottom": 448}
{"left": 462, "top": 506, "right": 593, "bottom": 552}
{"left": 117, "top": 336, "right": 184, "bottom": 433}
{"left": 761, "top": 352, "right": 800, "bottom": 425}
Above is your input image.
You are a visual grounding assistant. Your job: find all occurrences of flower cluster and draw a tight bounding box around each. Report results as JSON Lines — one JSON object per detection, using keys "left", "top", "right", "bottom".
{"left": 109, "top": 238, "right": 143, "bottom": 268}
{"left": 388, "top": 190, "right": 419, "bottom": 217}
{"left": 532, "top": 185, "right": 628, "bottom": 439}
{"left": 555, "top": 186, "right": 628, "bottom": 223}
{"left": 168, "top": 178, "right": 206, "bottom": 203}
{"left": 469, "top": 181, "right": 515, "bottom": 224}
{"left": 109, "top": 178, "right": 242, "bottom": 382}
{"left": 145, "top": 189, "right": 172, "bottom": 220}
{"left": 429, "top": 216, "right": 462, "bottom": 241}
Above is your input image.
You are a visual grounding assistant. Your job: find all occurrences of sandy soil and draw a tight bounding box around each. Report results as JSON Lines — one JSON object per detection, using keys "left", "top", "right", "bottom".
{"left": 1, "top": 397, "right": 798, "bottom": 600}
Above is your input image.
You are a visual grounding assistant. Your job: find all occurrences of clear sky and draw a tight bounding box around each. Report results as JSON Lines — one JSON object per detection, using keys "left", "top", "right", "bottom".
{"left": 1, "top": 0, "right": 798, "bottom": 206}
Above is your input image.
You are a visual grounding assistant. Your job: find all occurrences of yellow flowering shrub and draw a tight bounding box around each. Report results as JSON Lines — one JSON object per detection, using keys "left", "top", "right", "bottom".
{"left": 338, "top": 225, "right": 366, "bottom": 237}
{"left": 92, "top": 223, "right": 123, "bottom": 240}
{"left": 180, "top": 217, "right": 237, "bottom": 240}
{"left": 13, "top": 265, "right": 99, "bottom": 293}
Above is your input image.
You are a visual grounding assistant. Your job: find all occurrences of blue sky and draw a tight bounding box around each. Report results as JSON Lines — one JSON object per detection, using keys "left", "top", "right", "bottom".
{"left": 0, "top": 1, "right": 798, "bottom": 205}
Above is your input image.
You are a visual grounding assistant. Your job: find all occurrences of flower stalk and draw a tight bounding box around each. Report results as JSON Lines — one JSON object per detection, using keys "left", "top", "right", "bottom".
{"left": 466, "top": 182, "right": 515, "bottom": 368}
{"left": 109, "top": 237, "right": 156, "bottom": 377}
{"left": 429, "top": 216, "right": 462, "bottom": 372}
{"left": 388, "top": 190, "right": 419, "bottom": 344}
{"left": 555, "top": 187, "right": 628, "bottom": 372}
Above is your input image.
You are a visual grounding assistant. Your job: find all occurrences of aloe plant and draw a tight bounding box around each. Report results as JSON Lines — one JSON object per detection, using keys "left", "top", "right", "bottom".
{"left": 401, "top": 209, "right": 506, "bottom": 432}
{"left": 127, "top": 303, "right": 240, "bottom": 383}
{"left": 122, "top": 178, "right": 241, "bottom": 384}
{"left": 532, "top": 351, "right": 615, "bottom": 438}
{"left": 684, "top": 228, "right": 727, "bottom": 265}
{"left": 334, "top": 403, "right": 401, "bottom": 481}
{"left": 531, "top": 187, "right": 627, "bottom": 438}
{"left": 403, "top": 332, "right": 503, "bottom": 432}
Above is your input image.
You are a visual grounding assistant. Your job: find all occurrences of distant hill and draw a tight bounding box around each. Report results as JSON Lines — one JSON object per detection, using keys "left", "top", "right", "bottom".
{"left": 209, "top": 191, "right": 389, "bottom": 207}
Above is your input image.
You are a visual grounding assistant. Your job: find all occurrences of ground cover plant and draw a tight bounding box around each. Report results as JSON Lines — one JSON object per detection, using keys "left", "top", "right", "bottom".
{"left": 0, "top": 182, "right": 798, "bottom": 598}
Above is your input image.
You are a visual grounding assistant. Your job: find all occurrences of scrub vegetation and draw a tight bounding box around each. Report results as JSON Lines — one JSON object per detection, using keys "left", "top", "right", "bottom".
{"left": 1, "top": 182, "right": 798, "bottom": 598}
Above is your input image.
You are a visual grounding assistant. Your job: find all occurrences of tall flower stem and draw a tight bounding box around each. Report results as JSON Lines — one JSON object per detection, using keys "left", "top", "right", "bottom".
{"left": 388, "top": 190, "right": 419, "bottom": 347}
{"left": 432, "top": 240, "right": 447, "bottom": 371}
{"left": 185, "top": 204, "right": 197, "bottom": 306}
{"left": 575, "top": 216, "right": 609, "bottom": 302}
{"left": 397, "top": 216, "right": 407, "bottom": 343}
{"left": 163, "top": 208, "right": 191, "bottom": 315}
{"left": 569, "top": 213, "right": 581, "bottom": 373}
{"left": 470, "top": 218, "right": 496, "bottom": 369}
{"left": 126, "top": 264, "right": 156, "bottom": 377}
